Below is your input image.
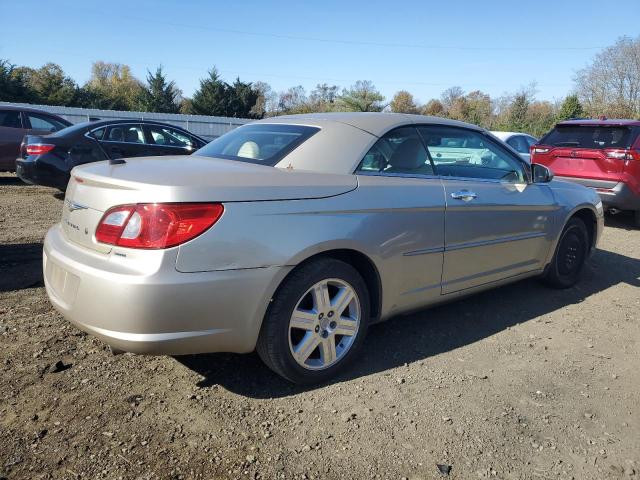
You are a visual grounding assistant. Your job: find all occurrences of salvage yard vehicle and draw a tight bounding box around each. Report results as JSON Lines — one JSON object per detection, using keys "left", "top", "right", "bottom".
{"left": 0, "top": 105, "right": 71, "bottom": 171}
{"left": 531, "top": 118, "right": 640, "bottom": 227}
{"left": 16, "top": 119, "right": 207, "bottom": 190}
{"left": 490, "top": 131, "right": 538, "bottom": 162}
{"left": 43, "top": 113, "right": 604, "bottom": 384}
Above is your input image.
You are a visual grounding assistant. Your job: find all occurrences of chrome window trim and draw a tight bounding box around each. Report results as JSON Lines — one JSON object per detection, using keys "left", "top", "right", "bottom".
{"left": 356, "top": 170, "right": 526, "bottom": 185}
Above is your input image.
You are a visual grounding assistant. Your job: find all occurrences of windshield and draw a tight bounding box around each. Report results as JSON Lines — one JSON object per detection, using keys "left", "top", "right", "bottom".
{"left": 195, "top": 123, "right": 320, "bottom": 166}
{"left": 541, "top": 125, "right": 635, "bottom": 149}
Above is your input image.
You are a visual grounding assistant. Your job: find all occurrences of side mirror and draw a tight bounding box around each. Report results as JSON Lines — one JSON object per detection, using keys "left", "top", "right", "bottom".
{"left": 531, "top": 163, "right": 554, "bottom": 183}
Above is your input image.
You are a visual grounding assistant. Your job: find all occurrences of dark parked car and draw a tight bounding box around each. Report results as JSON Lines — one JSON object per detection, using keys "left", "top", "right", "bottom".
{"left": 16, "top": 119, "right": 208, "bottom": 190}
{"left": 0, "top": 106, "right": 72, "bottom": 171}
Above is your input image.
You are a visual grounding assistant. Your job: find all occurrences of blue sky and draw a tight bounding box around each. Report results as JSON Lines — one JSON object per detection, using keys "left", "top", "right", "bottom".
{"left": 1, "top": 0, "right": 638, "bottom": 103}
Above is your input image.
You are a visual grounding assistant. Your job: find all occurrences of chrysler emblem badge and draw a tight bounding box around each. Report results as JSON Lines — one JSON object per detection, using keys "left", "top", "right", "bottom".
{"left": 570, "top": 150, "right": 577, "bottom": 158}
{"left": 66, "top": 200, "right": 88, "bottom": 212}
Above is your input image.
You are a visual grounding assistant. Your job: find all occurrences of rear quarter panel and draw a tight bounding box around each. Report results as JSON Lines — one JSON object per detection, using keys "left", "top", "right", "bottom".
{"left": 176, "top": 175, "right": 447, "bottom": 318}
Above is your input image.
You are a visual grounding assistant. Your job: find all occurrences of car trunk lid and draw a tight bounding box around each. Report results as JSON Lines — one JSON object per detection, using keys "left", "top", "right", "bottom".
{"left": 60, "top": 155, "right": 358, "bottom": 252}
{"left": 541, "top": 146, "right": 627, "bottom": 179}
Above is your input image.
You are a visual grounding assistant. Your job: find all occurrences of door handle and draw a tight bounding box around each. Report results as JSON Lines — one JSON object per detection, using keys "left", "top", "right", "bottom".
{"left": 450, "top": 190, "right": 477, "bottom": 201}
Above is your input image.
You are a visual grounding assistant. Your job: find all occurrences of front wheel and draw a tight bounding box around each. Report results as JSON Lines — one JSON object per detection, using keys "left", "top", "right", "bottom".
{"left": 543, "top": 217, "right": 589, "bottom": 289}
{"left": 257, "top": 258, "right": 370, "bottom": 385}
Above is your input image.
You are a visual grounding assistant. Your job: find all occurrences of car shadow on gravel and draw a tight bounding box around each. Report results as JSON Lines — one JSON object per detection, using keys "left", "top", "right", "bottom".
{"left": 604, "top": 211, "right": 638, "bottom": 231}
{"left": 178, "top": 247, "right": 640, "bottom": 398}
{"left": 0, "top": 243, "right": 44, "bottom": 292}
{"left": 0, "top": 175, "right": 23, "bottom": 186}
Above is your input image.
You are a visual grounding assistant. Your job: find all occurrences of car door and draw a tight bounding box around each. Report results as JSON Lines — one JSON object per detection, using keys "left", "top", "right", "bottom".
{"left": 99, "top": 124, "right": 150, "bottom": 159}
{"left": 0, "top": 110, "right": 27, "bottom": 170}
{"left": 355, "top": 126, "right": 446, "bottom": 311}
{"left": 143, "top": 124, "right": 198, "bottom": 156}
{"left": 417, "top": 125, "right": 556, "bottom": 294}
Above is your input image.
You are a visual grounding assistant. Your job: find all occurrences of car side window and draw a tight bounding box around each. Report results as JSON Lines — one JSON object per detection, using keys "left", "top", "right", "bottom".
{"left": 525, "top": 136, "right": 538, "bottom": 148}
{"left": 356, "top": 126, "right": 433, "bottom": 176}
{"left": 506, "top": 135, "right": 529, "bottom": 154}
{"left": 26, "top": 113, "right": 67, "bottom": 131}
{"left": 105, "top": 125, "right": 144, "bottom": 143}
{"left": 417, "top": 125, "right": 525, "bottom": 183}
{"left": 89, "top": 127, "right": 106, "bottom": 140}
{"left": 146, "top": 125, "right": 194, "bottom": 148}
{"left": 0, "top": 110, "right": 23, "bottom": 129}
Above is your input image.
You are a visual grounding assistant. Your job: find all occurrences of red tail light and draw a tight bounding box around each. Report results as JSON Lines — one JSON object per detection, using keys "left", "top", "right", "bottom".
{"left": 95, "top": 203, "right": 224, "bottom": 249}
{"left": 26, "top": 144, "right": 55, "bottom": 155}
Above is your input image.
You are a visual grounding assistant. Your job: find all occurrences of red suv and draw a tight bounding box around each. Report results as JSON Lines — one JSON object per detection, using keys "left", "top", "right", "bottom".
{"left": 531, "top": 119, "right": 640, "bottom": 227}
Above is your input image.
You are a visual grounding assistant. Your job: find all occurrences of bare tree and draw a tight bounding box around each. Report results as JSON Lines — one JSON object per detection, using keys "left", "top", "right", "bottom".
{"left": 440, "top": 86, "right": 464, "bottom": 113}
{"left": 575, "top": 35, "right": 640, "bottom": 118}
{"left": 251, "top": 81, "right": 278, "bottom": 117}
{"left": 277, "top": 85, "right": 307, "bottom": 114}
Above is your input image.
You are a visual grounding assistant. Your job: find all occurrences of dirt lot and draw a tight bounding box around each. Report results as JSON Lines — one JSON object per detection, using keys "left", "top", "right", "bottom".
{"left": 0, "top": 172, "right": 638, "bottom": 480}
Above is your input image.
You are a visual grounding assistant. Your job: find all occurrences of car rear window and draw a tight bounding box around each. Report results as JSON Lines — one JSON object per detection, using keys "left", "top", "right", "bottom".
{"left": 195, "top": 124, "right": 320, "bottom": 166}
{"left": 540, "top": 125, "right": 636, "bottom": 149}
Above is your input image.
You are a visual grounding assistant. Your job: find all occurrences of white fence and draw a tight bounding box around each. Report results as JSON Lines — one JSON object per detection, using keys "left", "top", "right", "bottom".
{"left": 0, "top": 102, "right": 251, "bottom": 140}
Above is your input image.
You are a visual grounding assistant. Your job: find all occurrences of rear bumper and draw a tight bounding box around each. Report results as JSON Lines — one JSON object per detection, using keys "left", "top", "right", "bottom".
{"left": 43, "top": 224, "right": 291, "bottom": 355}
{"left": 555, "top": 176, "right": 640, "bottom": 211}
{"left": 16, "top": 157, "right": 68, "bottom": 190}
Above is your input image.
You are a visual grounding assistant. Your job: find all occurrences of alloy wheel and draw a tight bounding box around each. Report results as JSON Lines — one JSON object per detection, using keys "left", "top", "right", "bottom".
{"left": 288, "top": 278, "right": 361, "bottom": 370}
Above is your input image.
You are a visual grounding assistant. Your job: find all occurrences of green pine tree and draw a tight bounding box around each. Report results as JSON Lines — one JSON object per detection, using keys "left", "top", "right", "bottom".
{"left": 556, "top": 95, "right": 585, "bottom": 121}
{"left": 0, "top": 59, "right": 32, "bottom": 102}
{"left": 508, "top": 93, "right": 530, "bottom": 131}
{"left": 190, "top": 68, "right": 229, "bottom": 116}
{"left": 138, "top": 66, "right": 180, "bottom": 113}
{"left": 337, "top": 80, "right": 385, "bottom": 112}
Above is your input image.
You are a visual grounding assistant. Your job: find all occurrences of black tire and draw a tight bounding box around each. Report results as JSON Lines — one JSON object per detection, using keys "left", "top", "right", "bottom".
{"left": 256, "top": 258, "right": 371, "bottom": 385}
{"left": 543, "top": 217, "right": 589, "bottom": 289}
{"left": 634, "top": 210, "right": 640, "bottom": 229}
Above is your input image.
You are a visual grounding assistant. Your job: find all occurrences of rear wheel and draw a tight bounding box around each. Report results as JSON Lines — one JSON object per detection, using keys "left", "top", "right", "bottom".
{"left": 257, "top": 258, "right": 370, "bottom": 385}
{"left": 543, "top": 217, "right": 589, "bottom": 289}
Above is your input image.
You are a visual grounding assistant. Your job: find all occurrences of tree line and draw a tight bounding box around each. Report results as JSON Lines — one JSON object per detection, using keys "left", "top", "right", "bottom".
{"left": 1, "top": 35, "right": 638, "bottom": 137}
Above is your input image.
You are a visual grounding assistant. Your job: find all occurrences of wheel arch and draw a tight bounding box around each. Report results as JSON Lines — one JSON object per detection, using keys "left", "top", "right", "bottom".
{"left": 545, "top": 204, "right": 600, "bottom": 267}
{"left": 276, "top": 247, "right": 383, "bottom": 323}
{"left": 570, "top": 207, "right": 598, "bottom": 252}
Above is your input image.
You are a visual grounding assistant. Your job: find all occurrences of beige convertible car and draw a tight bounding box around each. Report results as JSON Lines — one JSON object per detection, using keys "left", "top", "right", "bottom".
{"left": 44, "top": 113, "right": 603, "bottom": 384}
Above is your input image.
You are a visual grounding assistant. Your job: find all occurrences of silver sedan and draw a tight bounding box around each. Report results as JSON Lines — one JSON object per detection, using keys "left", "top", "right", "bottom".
{"left": 43, "top": 113, "right": 604, "bottom": 384}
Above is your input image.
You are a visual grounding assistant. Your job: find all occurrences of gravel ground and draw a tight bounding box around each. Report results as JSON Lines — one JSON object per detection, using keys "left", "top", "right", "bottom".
{"left": 1, "top": 172, "right": 639, "bottom": 480}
